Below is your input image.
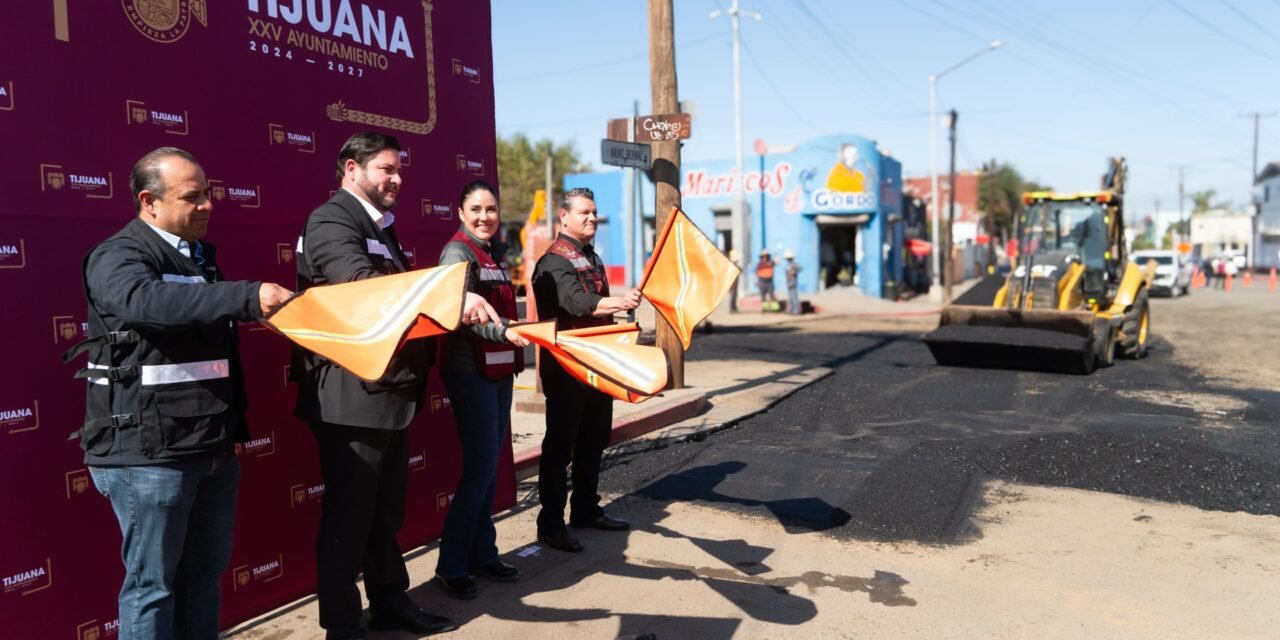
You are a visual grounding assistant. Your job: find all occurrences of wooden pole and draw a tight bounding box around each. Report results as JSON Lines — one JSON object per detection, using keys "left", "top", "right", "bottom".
{"left": 648, "top": 0, "right": 684, "bottom": 389}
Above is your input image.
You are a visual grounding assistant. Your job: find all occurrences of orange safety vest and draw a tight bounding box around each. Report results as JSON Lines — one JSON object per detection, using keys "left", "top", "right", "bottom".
{"left": 756, "top": 257, "right": 775, "bottom": 279}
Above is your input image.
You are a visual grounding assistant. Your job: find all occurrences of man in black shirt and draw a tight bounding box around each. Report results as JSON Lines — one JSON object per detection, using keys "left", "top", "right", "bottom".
{"left": 531, "top": 187, "right": 641, "bottom": 553}
{"left": 72, "top": 147, "right": 292, "bottom": 640}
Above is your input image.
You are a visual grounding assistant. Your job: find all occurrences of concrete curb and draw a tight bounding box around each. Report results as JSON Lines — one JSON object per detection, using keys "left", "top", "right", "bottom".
{"left": 512, "top": 390, "right": 709, "bottom": 481}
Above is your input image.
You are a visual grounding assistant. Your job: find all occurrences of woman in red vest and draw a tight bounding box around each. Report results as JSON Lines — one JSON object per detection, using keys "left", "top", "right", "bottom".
{"left": 433, "top": 180, "right": 530, "bottom": 599}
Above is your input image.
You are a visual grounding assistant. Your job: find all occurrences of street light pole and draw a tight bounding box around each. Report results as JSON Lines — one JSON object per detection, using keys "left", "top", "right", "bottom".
{"left": 929, "top": 74, "right": 941, "bottom": 295}
{"left": 929, "top": 40, "right": 1002, "bottom": 299}
{"left": 711, "top": 0, "right": 760, "bottom": 297}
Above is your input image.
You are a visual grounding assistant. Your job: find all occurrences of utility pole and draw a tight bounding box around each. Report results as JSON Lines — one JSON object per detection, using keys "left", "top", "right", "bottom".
{"left": 944, "top": 109, "right": 958, "bottom": 304}
{"left": 1172, "top": 165, "right": 1188, "bottom": 246}
{"left": 711, "top": 0, "right": 760, "bottom": 298}
{"left": 1240, "top": 112, "right": 1275, "bottom": 267}
{"left": 1240, "top": 112, "right": 1276, "bottom": 203}
{"left": 649, "top": 0, "right": 684, "bottom": 388}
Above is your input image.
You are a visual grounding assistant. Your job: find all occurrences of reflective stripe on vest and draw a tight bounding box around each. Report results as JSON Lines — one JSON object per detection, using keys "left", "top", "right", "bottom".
{"left": 140, "top": 359, "right": 230, "bottom": 386}
{"left": 162, "top": 273, "right": 207, "bottom": 284}
{"left": 478, "top": 267, "right": 507, "bottom": 281}
{"left": 86, "top": 362, "right": 109, "bottom": 386}
{"left": 484, "top": 351, "right": 516, "bottom": 365}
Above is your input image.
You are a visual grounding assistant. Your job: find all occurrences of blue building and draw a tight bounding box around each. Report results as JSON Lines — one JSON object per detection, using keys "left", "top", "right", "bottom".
{"left": 565, "top": 134, "right": 904, "bottom": 298}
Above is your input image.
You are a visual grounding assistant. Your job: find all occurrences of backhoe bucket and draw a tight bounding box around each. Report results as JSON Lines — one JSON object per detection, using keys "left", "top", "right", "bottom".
{"left": 923, "top": 305, "right": 1101, "bottom": 374}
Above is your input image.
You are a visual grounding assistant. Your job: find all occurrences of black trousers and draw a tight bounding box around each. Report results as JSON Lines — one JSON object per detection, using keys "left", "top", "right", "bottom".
{"left": 310, "top": 422, "right": 412, "bottom": 632}
{"left": 537, "top": 372, "right": 613, "bottom": 533}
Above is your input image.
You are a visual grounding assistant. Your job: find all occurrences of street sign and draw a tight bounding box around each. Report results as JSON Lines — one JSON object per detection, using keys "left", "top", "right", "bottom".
{"left": 635, "top": 112, "right": 691, "bottom": 141}
{"left": 606, "top": 118, "right": 630, "bottom": 142}
{"left": 601, "top": 139, "right": 652, "bottom": 170}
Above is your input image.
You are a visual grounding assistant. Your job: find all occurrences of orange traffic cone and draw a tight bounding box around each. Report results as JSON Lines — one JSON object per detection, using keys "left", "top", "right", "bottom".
{"left": 1270, "top": 267, "right": 1277, "bottom": 293}
{"left": 1244, "top": 270, "right": 1253, "bottom": 287}
{"left": 1225, "top": 273, "right": 1233, "bottom": 292}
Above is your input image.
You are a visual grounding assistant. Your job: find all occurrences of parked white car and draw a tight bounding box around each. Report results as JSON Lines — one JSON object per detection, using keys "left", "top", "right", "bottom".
{"left": 1131, "top": 250, "right": 1193, "bottom": 297}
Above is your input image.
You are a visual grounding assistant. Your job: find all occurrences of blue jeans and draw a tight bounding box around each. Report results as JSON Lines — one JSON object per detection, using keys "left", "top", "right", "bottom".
{"left": 437, "top": 370, "right": 512, "bottom": 578}
{"left": 90, "top": 454, "right": 240, "bottom": 640}
{"left": 788, "top": 286, "right": 801, "bottom": 314}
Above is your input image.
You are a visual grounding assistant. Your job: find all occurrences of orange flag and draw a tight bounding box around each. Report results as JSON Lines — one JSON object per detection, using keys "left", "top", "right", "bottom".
{"left": 511, "top": 321, "right": 668, "bottom": 403}
{"left": 639, "top": 207, "right": 741, "bottom": 350}
{"left": 264, "top": 262, "right": 467, "bottom": 381}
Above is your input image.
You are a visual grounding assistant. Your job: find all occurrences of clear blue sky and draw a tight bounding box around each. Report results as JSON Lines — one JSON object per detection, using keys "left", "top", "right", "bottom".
{"left": 491, "top": 0, "right": 1280, "bottom": 218}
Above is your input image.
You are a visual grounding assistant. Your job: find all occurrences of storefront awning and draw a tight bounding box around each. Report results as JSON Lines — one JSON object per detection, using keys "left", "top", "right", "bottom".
{"left": 814, "top": 214, "right": 870, "bottom": 226}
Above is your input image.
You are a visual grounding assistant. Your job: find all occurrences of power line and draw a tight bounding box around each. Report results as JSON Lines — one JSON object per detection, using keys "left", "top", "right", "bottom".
{"left": 788, "top": 0, "right": 917, "bottom": 104}
{"left": 1163, "top": 0, "right": 1280, "bottom": 63}
{"left": 762, "top": 3, "right": 880, "bottom": 114}
{"left": 1218, "top": 0, "right": 1280, "bottom": 44}
{"left": 494, "top": 32, "right": 727, "bottom": 83}
{"left": 928, "top": 0, "right": 1244, "bottom": 141}
{"left": 806, "top": 0, "right": 919, "bottom": 98}
{"left": 739, "top": 38, "right": 821, "bottom": 134}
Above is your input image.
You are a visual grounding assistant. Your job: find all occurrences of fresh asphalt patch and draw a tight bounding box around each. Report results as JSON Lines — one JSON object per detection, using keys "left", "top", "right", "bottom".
{"left": 598, "top": 324, "right": 1280, "bottom": 546}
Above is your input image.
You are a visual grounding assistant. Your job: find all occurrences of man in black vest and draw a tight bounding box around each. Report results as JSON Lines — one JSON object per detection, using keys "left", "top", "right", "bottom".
{"left": 531, "top": 187, "right": 641, "bottom": 553}
{"left": 294, "top": 132, "right": 493, "bottom": 639}
{"left": 69, "top": 147, "right": 292, "bottom": 640}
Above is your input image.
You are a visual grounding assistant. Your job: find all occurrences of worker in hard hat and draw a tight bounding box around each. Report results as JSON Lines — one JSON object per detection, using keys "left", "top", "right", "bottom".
{"left": 783, "top": 249, "right": 802, "bottom": 315}
{"left": 755, "top": 248, "right": 776, "bottom": 306}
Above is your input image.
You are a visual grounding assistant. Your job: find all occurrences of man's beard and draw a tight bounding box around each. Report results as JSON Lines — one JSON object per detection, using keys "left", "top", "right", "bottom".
{"left": 356, "top": 176, "right": 396, "bottom": 212}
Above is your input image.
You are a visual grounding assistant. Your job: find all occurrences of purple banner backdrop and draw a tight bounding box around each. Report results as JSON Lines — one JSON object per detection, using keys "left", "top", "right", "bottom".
{"left": 0, "top": 2, "right": 511, "bottom": 637}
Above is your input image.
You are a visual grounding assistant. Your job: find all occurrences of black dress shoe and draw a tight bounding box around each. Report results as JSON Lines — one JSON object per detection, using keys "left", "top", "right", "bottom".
{"left": 368, "top": 606, "right": 459, "bottom": 636}
{"left": 474, "top": 560, "right": 520, "bottom": 582}
{"left": 537, "top": 529, "right": 584, "bottom": 553}
{"left": 434, "top": 573, "right": 478, "bottom": 600}
{"left": 570, "top": 513, "right": 630, "bottom": 531}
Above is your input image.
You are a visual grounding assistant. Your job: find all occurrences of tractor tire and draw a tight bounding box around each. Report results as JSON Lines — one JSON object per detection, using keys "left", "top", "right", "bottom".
{"left": 1118, "top": 288, "right": 1150, "bottom": 359}
{"left": 1095, "top": 322, "right": 1116, "bottom": 369}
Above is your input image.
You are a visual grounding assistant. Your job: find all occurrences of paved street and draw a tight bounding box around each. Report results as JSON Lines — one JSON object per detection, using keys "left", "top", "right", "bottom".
{"left": 234, "top": 285, "right": 1280, "bottom": 639}
{"left": 605, "top": 287, "right": 1280, "bottom": 544}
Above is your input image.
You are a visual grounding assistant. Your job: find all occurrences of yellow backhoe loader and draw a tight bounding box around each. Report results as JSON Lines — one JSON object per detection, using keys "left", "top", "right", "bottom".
{"left": 923, "top": 157, "right": 1151, "bottom": 374}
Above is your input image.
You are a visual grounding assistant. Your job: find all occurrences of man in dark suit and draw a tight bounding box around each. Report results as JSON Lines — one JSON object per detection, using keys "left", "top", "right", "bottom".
{"left": 294, "top": 131, "right": 493, "bottom": 639}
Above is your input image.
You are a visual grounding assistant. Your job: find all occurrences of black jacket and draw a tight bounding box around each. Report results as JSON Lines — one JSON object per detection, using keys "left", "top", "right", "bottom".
{"left": 73, "top": 218, "right": 260, "bottom": 466}
{"left": 292, "top": 189, "right": 434, "bottom": 430}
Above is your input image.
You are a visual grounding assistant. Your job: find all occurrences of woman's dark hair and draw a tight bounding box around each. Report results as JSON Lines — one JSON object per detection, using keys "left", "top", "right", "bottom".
{"left": 458, "top": 179, "right": 497, "bottom": 209}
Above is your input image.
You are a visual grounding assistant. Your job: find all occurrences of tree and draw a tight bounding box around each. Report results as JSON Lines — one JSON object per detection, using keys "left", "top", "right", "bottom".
{"left": 1190, "top": 189, "right": 1227, "bottom": 214}
{"left": 495, "top": 133, "right": 588, "bottom": 223}
{"left": 978, "top": 160, "right": 1052, "bottom": 241}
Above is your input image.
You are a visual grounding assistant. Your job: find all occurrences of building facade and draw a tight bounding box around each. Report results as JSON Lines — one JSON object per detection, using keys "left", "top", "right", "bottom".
{"left": 566, "top": 134, "right": 905, "bottom": 298}
{"left": 1256, "top": 162, "right": 1280, "bottom": 269}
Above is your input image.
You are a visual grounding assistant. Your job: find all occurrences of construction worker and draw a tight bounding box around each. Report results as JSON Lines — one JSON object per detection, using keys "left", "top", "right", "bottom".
{"left": 756, "top": 248, "right": 776, "bottom": 305}
{"left": 784, "top": 249, "right": 801, "bottom": 315}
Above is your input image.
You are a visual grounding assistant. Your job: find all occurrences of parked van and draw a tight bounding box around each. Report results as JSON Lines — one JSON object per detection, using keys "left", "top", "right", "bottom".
{"left": 1131, "top": 250, "right": 1193, "bottom": 297}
